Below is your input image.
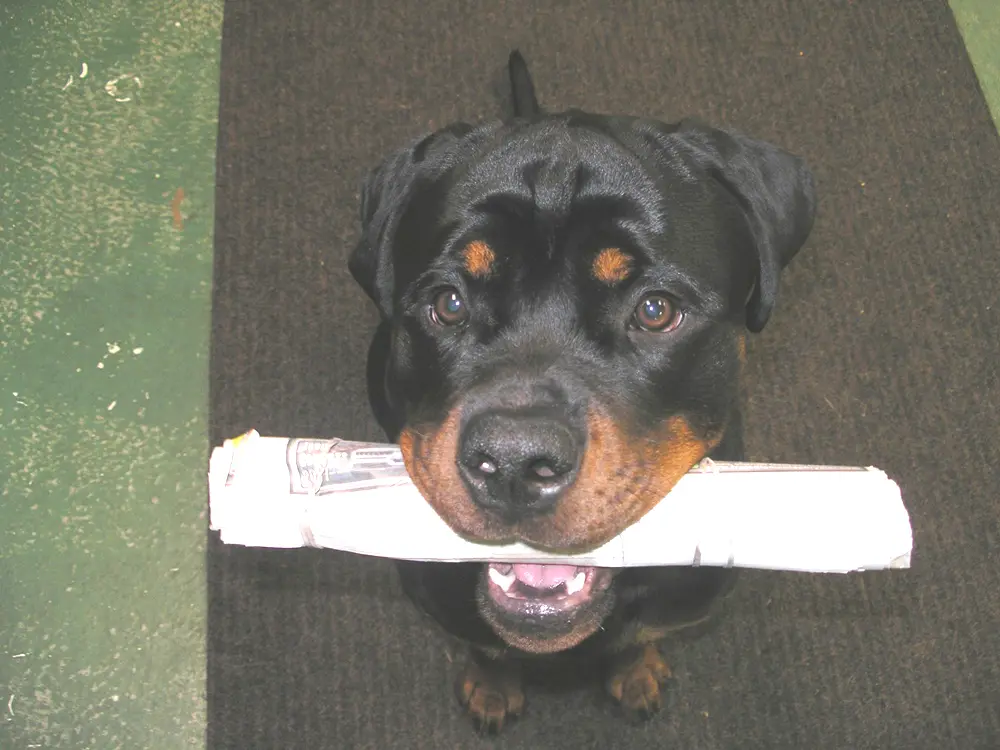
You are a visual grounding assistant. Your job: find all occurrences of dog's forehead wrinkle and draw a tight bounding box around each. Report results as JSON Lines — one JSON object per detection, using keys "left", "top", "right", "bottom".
{"left": 459, "top": 118, "right": 661, "bottom": 221}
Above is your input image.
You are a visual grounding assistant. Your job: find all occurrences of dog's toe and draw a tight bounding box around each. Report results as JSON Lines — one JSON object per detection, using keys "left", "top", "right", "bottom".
{"left": 606, "top": 644, "right": 672, "bottom": 720}
{"left": 456, "top": 657, "right": 524, "bottom": 733}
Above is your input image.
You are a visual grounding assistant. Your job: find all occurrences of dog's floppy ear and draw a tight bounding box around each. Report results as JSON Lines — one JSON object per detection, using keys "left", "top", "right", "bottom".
{"left": 673, "top": 119, "right": 817, "bottom": 332}
{"left": 349, "top": 124, "right": 474, "bottom": 319}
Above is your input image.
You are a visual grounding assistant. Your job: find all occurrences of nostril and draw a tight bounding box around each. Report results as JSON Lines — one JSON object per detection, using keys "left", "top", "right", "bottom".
{"left": 475, "top": 454, "right": 499, "bottom": 477}
{"left": 463, "top": 451, "right": 499, "bottom": 479}
{"left": 526, "top": 459, "right": 561, "bottom": 482}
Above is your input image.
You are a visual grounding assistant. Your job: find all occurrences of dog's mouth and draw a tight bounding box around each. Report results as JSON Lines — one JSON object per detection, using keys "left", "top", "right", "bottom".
{"left": 484, "top": 562, "right": 613, "bottom": 616}
{"left": 477, "top": 562, "right": 616, "bottom": 652}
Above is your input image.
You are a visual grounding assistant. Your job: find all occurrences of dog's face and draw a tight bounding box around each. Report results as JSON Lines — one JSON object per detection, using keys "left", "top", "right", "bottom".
{"left": 351, "top": 113, "right": 815, "bottom": 653}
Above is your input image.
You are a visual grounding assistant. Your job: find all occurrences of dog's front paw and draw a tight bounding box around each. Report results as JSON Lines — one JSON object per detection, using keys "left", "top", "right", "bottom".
{"left": 606, "top": 644, "right": 673, "bottom": 720}
{"left": 455, "top": 656, "right": 524, "bottom": 734}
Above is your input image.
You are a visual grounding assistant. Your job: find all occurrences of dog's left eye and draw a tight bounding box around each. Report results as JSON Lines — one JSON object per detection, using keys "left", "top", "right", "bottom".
{"left": 631, "top": 294, "right": 683, "bottom": 332}
{"left": 429, "top": 287, "right": 469, "bottom": 326}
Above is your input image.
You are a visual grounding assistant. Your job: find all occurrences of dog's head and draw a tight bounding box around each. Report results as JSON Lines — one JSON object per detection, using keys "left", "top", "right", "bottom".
{"left": 351, "top": 111, "right": 815, "bottom": 653}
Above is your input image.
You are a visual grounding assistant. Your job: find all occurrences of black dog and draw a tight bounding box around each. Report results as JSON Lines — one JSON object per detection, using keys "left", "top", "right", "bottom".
{"left": 350, "top": 52, "right": 815, "bottom": 731}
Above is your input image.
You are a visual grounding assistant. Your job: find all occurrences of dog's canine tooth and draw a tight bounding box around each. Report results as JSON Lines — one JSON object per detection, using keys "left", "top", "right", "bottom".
{"left": 565, "top": 571, "right": 587, "bottom": 595}
{"left": 488, "top": 566, "right": 517, "bottom": 592}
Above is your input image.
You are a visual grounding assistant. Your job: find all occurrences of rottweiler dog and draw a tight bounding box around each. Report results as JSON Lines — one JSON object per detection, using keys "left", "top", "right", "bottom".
{"left": 349, "top": 52, "right": 816, "bottom": 732}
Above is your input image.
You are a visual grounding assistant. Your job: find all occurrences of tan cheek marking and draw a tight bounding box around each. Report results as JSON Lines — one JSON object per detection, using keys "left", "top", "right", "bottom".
{"left": 737, "top": 333, "right": 747, "bottom": 366}
{"left": 462, "top": 240, "right": 496, "bottom": 278}
{"left": 538, "top": 411, "right": 717, "bottom": 550}
{"left": 591, "top": 248, "right": 633, "bottom": 284}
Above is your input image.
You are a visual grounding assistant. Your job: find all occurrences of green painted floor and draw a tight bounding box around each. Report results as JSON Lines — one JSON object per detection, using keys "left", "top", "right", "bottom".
{"left": 952, "top": 0, "right": 1000, "bottom": 124}
{"left": 0, "top": 1, "right": 995, "bottom": 748}
{"left": 1, "top": 1, "right": 220, "bottom": 747}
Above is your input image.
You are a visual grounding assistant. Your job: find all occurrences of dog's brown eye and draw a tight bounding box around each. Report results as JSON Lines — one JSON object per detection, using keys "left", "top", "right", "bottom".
{"left": 429, "top": 288, "right": 469, "bottom": 326}
{"left": 632, "top": 294, "right": 681, "bottom": 332}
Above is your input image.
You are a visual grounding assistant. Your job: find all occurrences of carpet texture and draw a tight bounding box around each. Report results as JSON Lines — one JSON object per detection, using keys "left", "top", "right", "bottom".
{"left": 207, "top": 1, "right": 1000, "bottom": 747}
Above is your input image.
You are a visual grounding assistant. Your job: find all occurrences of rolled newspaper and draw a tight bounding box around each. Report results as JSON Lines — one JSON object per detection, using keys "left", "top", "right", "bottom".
{"left": 208, "top": 430, "right": 912, "bottom": 573}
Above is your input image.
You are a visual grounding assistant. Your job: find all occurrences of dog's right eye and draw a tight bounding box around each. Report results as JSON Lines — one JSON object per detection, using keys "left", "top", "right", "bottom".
{"left": 429, "top": 287, "right": 469, "bottom": 326}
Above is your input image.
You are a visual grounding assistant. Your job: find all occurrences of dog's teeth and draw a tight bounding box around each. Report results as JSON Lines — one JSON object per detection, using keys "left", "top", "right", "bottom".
{"left": 488, "top": 566, "right": 516, "bottom": 592}
{"left": 565, "top": 571, "right": 587, "bottom": 595}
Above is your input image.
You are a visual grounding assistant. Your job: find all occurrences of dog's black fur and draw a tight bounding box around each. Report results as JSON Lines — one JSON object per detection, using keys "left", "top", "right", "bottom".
{"left": 350, "top": 52, "right": 816, "bottom": 731}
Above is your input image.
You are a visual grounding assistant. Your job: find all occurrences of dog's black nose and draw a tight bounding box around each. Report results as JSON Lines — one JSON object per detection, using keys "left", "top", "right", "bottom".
{"left": 458, "top": 409, "right": 582, "bottom": 520}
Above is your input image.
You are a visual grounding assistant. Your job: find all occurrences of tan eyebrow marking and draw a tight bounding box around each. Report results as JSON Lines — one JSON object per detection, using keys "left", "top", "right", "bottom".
{"left": 591, "top": 248, "right": 633, "bottom": 284}
{"left": 462, "top": 240, "right": 496, "bottom": 278}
